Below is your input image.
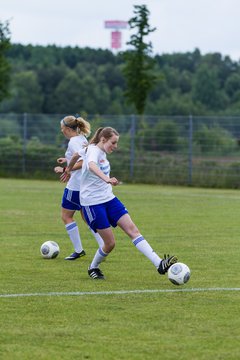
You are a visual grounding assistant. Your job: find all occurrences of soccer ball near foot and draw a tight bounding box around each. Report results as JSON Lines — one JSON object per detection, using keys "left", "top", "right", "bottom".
{"left": 168, "top": 262, "right": 190, "bottom": 285}
{"left": 40, "top": 241, "right": 60, "bottom": 259}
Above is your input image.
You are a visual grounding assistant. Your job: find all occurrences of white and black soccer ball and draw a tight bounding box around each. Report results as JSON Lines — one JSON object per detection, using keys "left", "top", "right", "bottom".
{"left": 40, "top": 241, "right": 60, "bottom": 259}
{"left": 168, "top": 262, "right": 191, "bottom": 285}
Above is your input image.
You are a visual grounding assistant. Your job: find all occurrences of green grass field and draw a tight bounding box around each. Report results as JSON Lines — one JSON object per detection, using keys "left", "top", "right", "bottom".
{"left": 0, "top": 178, "right": 240, "bottom": 360}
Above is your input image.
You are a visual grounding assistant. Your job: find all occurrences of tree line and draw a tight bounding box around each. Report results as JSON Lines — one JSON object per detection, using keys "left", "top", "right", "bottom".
{"left": 1, "top": 43, "right": 240, "bottom": 116}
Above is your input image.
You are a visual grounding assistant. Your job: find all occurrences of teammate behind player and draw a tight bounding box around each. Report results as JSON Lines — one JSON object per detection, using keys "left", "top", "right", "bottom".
{"left": 54, "top": 115, "right": 104, "bottom": 260}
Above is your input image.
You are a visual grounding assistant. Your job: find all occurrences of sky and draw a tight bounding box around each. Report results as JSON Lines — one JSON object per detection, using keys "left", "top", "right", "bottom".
{"left": 1, "top": 0, "right": 240, "bottom": 61}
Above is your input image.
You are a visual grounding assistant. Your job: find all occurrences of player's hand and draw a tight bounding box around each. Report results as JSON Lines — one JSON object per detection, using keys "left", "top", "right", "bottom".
{"left": 54, "top": 166, "right": 64, "bottom": 174}
{"left": 108, "top": 177, "right": 119, "bottom": 186}
{"left": 60, "top": 170, "right": 70, "bottom": 183}
{"left": 57, "top": 157, "right": 66, "bottom": 164}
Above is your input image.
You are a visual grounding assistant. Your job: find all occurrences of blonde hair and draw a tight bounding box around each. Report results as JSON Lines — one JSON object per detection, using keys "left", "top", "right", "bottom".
{"left": 90, "top": 127, "right": 119, "bottom": 145}
{"left": 61, "top": 115, "right": 91, "bottom": 137}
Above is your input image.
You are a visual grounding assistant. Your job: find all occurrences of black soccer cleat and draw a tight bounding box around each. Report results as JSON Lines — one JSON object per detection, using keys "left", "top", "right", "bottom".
{"left": 88, "top": 267, "right": 105, "bottom": 280}
{"left": 64, "top": 250, "right": 86, "bottom": 260}
{"left": 157, "top": 254, "right": 178, "bottom": 275}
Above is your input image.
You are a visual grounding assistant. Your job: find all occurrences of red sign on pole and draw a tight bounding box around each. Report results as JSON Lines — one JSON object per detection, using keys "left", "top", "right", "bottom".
{"left": 111, "top": 31, "right": 122, "bottom": 49}
{"left": 104, "top": 20, "right": 128, "bottom": 50}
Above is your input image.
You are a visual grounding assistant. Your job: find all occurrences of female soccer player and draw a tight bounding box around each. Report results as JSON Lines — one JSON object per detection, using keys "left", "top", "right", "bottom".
{"left": 54, "top": 115, "right": 104, "bottom": 260}
{"left": 65, "top": 126, "right": 177, "bottom": 279}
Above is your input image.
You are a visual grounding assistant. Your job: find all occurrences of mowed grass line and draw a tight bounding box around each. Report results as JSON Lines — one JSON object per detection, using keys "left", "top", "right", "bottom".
{"left": 0, "top": 178, "right": 240, "bottom": 360}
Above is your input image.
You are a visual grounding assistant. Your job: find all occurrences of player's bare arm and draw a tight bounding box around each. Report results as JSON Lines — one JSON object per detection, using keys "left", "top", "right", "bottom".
{"left": 60, "top": 158, "right": 83, "bottom": 182}
{"left": 65, "top": 152, "right": 81, "bottom": 172}
{"left": 88, "top": 161, "right": 119, "bottom": 185}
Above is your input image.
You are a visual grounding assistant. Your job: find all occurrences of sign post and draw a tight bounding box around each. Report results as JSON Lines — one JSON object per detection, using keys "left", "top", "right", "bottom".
{"left": 104, "top": 20, "right": 128, "bottom": 51}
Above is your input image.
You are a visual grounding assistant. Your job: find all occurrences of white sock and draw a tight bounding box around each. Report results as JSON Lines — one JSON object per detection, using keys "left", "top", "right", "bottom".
{"left": 89, "top": 227, "right": 104, "bottom": 248}
{"left": 132, "top": 235, "right": 161, "bottom": 267}
{"left": 89, "top": 247, "right": 108, "bottom": 269}
{"left": 65, "top": 222, "right": 83, "bottom": 253}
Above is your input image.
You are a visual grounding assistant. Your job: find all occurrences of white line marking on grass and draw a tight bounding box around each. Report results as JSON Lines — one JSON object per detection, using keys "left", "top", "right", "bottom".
{"left": 1, "top": 288, "right": 240, "bottom": 298}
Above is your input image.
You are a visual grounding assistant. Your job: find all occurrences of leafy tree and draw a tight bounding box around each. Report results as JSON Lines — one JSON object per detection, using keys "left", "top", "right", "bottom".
{"left": 36, "top": 63, "right": 68, "bottom": 112}
{"left": 53, "top": 69, "right": 83, "bottom": 113}
{"left": 0, "top": 20, "right": 11, "bottom": 103}
{"left": 179, "top": 70, "right": 192, "bottom": 93}
{"left": 0, "top": 70, "right": 43, "bottom": 113}
{"left": 147, "top": 92, "right": 201, "bottom": 116}
{"left": 123, "top": 5, "right": 157, "bottom": 115}
{"left": 192, "top": 64, "right": 222, "bottom": 109}
{"left": 155, "top": 48, "right": 201, "bottom": 73}
{"left": 225, "top": 73, "right": 240, "bottom": 98}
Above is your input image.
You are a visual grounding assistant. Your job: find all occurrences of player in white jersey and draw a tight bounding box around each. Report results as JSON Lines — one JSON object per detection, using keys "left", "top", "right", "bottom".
{"left": 54, "top": 115, "right": 104, "bottom": 260}
{"left": 65, "top": 126, "right": 178, "bottom": 279}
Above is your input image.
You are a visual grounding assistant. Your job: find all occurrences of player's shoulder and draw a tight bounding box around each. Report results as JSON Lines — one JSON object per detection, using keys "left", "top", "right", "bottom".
{"left": 69, "top": 136, "right": 88, "bottom": 153}
{"left": 70, "top": 135, "right": 88, "bottom": 145}
{"left": 85, "top": 144, "right": 100, "bottom": 159}
{"left": 88, "top": 144, "right": 104, "bottom": 155}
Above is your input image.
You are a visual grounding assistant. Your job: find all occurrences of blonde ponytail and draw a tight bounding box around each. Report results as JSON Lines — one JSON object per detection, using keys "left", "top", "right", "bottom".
{"left": 61, "top": 115, "right": 91, "bottom": 137}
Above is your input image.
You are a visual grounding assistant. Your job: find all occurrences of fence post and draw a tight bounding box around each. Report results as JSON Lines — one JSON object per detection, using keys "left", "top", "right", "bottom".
{"left": 22, "top": 112, "right": 27, "bottom": 174}
{"left": 188, "top": 114, "right": 193, "bottom": 185}
{"left": 130, "top": 114, "right": 136, "bottom": 179}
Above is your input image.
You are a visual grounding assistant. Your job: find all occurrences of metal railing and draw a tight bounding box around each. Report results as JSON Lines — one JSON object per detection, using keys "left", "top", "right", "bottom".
{"left": 1, "top": 113, "right": 240, "bottom": 188}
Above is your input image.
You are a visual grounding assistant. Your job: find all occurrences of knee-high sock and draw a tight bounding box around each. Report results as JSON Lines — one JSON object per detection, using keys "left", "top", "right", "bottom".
{"left": 65, "top": 222, "right": 83, "bottom": 253}
{"left": 89, "top": 247, "right": 108, "bottom": 269}
{"left": 89, "top": 227, "right": 104, "bottom": 248}
{"left": 132, "top": 235, "right": 161, "bottom": 267}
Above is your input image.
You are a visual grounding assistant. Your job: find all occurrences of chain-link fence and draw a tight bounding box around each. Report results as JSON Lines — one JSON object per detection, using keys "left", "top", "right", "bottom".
{"left": 1, "top": 113, "right": 240, "bottom": 188}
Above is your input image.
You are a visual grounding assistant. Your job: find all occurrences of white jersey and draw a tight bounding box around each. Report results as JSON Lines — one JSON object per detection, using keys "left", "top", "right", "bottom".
{"left": 80, "top": 144, "right": 115, "bottom": 206}
{"left": 65, "top": 135, "right": 88, "bottom": 191}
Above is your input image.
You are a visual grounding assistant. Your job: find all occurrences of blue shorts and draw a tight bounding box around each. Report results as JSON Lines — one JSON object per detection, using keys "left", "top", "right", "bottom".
{"left": 61, "top": 188, "right": 82, "bottom": 211}
{"left": 82, "top": 197, "right": 128, "bottom": 231}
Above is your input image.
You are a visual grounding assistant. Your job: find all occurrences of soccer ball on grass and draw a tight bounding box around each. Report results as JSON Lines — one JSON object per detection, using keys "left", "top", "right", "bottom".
{"left": 168, "top": 262, "right": 190, "bottom": 285}
{"left": 40, "top": 241, "right": 60, "bottom": 259}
